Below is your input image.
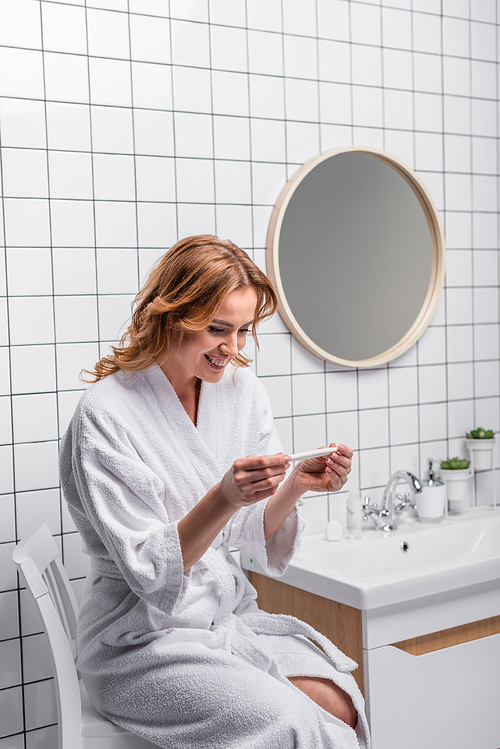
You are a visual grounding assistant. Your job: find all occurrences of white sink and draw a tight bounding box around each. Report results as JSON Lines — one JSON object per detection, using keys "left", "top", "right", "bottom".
{"left": 242, "top": 511, "right": 500, "bottom": 610}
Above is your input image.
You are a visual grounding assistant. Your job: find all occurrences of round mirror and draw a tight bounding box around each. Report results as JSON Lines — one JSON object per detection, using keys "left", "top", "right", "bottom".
{"left": 266, "top": 146, "right": 446, "bottom": 367}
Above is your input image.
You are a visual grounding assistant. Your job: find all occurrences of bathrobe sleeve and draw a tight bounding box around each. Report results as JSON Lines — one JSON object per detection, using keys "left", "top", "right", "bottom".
{"left": 221, "top": 371, "right": 305, "bottom": 577}
{"left": 64, "top": 401, "right": 185, "bottom": 616}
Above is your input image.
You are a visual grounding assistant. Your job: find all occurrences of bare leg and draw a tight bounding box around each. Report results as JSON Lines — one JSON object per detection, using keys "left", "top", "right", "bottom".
{"left": 288, "top": 676, "right": 358, "bottom": 729}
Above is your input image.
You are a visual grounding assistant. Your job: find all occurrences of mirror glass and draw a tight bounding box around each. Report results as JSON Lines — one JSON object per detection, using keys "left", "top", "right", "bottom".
{"left": 267, "top": 147, "right": 445, "bottom": 367}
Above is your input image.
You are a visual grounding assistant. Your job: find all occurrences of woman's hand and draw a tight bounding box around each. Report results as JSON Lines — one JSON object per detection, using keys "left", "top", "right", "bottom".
{"left": 294, "top": 443, "right": 352, "bottom": 494}
{"left": 219, "top": 453, "right": 291, "bottom": 511}
{"left": 179, "top": 453, "right": 290, "bottom": 571}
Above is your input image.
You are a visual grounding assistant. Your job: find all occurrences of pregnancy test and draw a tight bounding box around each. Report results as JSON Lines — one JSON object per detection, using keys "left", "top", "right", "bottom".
{"left": 289, "top": 447, "right": 338, "bottom": 462}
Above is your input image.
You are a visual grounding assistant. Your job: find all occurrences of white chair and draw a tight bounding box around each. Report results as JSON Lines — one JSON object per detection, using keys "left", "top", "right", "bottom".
{"left": 12, "top": 524, "right": 157, "bottom": 749}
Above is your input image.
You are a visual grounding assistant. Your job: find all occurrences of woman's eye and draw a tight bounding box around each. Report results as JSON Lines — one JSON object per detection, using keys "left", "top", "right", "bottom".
{"left": 208, "top": 326, "right": 250, "bottom": 335}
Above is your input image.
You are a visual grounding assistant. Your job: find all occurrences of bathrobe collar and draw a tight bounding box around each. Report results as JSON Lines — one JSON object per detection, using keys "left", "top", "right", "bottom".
{"left": 140, "top": 364, "right": 223, "bottom": 489}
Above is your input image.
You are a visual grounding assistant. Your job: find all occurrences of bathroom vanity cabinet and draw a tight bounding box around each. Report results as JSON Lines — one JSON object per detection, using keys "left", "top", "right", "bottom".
{"left": 248, "top": 571, "right": 500, "bottom": 749}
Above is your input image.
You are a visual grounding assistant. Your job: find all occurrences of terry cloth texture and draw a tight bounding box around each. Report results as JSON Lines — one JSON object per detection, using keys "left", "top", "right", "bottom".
{"left": 60, "top": 364, "right": 370, "bottom": 748}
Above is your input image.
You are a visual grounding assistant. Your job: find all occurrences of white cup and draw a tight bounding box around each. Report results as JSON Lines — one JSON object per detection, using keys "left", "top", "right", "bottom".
{"left": 346, "top": 491, "right": 363, "bottom": 540}
{"left": 417, "top": 484, "right": 445, "bottom": 523}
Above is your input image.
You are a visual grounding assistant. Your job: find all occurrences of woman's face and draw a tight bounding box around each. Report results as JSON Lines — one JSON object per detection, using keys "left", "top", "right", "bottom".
{"left": 169, "top": 286, "right": 258, "bottom": 384}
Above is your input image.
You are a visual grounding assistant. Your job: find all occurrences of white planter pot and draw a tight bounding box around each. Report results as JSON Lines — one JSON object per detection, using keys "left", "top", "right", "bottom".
{"left": 466, "top": 438, "right": 495, "bottom": 470}
{"left": 440, "top": 468, "right": 472, "bottom": 504}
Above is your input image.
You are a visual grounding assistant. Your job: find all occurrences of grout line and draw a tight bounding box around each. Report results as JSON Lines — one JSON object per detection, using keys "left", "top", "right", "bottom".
{"left": 40, "top": 3, "right": 63, "bottom": 547}
{"left": 83, "top": 4, "right": 102, "bottom": 373}
{"left": 244, "top": 0, "right": 257, "bottom": 258}
{"left": 467, "top": 0, "right": 475, "bottom": 443}
{"left": 126, "top": 0, "right": 141, "bottom": 291}
{"left": 1, "top": 149, "right": 500, "bottom": 175}
{"left": 440, "top": 0, "right": 449, "bottom": 474}
{"left": 167, "top": 2, "right": 180, "bottom": 245}
{"left": 1, "top": 96, "right": 499, "bottom": 133}
{"left": 0, "top": 19, "right": 28, "bottom": 741}
{"left": 206, "top": 2, "right": 218, "bottom": 237}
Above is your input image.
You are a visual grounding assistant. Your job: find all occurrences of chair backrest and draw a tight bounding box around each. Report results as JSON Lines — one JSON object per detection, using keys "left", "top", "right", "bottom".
{"left": 13, "top": 524, "right": 83, "bottom": 749}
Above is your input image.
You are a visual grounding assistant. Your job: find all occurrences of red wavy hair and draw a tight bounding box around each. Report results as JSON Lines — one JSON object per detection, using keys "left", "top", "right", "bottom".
{"left": 82, "top": 236, "right": 278, "bottom": 382}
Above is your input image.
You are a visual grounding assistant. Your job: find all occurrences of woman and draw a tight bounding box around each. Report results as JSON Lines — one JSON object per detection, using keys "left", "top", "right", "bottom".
{"left": 60, "top": 235, "right": 370, "bottom": 749}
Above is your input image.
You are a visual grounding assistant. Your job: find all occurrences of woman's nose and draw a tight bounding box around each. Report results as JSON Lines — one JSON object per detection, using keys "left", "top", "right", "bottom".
{"left": 220, "top": 334, "right": 238, "bottom": 356}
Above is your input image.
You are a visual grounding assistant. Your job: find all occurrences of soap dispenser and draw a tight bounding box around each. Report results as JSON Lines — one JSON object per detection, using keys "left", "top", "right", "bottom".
{"left": 418, "top": 459, "right": 446, "bottom": 523}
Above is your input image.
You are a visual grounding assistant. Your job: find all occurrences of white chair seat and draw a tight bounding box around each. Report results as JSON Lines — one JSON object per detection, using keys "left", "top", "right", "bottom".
{"left": 80, "top": 681, "right": 130, "bottom": 737}
{"left": 79, "top": 682, "right": 158, "bottom": 748}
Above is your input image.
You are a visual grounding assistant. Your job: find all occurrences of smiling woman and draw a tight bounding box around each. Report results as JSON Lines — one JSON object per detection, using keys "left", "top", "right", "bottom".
{"left": 60, "top": 235, "right": 369, "bottom": 749}
{"left": 159, "top": 286, "right": 259, "bottom": 421}
{"left": 82, "top": 235, "right": 276, "bottom": 381}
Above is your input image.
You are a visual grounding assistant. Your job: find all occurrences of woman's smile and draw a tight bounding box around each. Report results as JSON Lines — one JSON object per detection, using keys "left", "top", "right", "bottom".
{"left": 204, "top": 354, "right": 229, "bottom": 369}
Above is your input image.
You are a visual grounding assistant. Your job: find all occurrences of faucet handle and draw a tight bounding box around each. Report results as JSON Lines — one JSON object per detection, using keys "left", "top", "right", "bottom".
{"left": 395, "top": 491, "right": 418, "bottom": 513}
{"left": 362, "top": 495, "right": 375, "bottom": 522}
{"left": 362, "top": 495, "right": 377, "bottom": 512}
{"left": 362, "top": 496, "right": 385, "bottom": 525}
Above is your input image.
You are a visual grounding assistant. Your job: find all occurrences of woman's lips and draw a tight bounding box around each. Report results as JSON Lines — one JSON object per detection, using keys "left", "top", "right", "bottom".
{"left": 204, "top": 354, "right": 227, "bottom": 369}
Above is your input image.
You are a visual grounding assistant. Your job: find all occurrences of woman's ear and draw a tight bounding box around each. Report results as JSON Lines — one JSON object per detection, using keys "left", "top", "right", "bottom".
{"left": 169, "top": 319, "right": 183, "bottom": 346}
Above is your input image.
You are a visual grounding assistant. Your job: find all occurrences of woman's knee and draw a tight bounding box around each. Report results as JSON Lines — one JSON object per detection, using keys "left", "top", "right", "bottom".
{"left": 288, "top": 676, "right": 357, "bottom": 729}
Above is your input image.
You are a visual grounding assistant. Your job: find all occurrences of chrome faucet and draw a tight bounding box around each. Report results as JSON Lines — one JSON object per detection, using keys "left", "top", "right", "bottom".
{"left": 363, "top": 470, "right": 422, "bottom": 532}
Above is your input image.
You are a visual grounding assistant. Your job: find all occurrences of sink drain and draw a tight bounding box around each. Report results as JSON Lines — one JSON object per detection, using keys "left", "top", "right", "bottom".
{"left": 400, "top": 542, "right": 409, "bottom": 552}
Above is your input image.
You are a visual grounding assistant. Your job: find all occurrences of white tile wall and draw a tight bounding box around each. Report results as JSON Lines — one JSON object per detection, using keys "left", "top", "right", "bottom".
{"left": 1, "top": 0, "right": 499, "bottom": 743}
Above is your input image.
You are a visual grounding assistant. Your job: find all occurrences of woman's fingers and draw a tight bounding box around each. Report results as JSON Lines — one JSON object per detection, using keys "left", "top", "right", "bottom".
{"left": 325, "top": 444, "right": 352, "bottom": 485}
{"left": 296, "top": 443, "right": 353, "bottom": 493}
{"left": 234, "top": 457, "right": 288, "bottom": 494}
{"left": 234, "top": 453, "right": 290, "bottom": 473}
{"left": 326, "top": 455, "right": 350, "bottom": 474}
{"left": 234, "top": 454, "right": 289, "bottom": 485}
{"left": 221, "top": 453, "right": 290, "bottom": 508}
{"left": 299, "top": 443, "right": 342, "bottom": 472}
{"left": 327, "top": 445, "right": 352, "bottom": 467}
{"left": 336, "top": 443, "right": 353, "bottom": 463}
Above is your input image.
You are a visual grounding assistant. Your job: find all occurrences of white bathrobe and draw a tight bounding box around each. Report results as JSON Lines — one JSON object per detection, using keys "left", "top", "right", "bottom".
{"left": 60, "top": 364, "right": 370, "bottom": 749}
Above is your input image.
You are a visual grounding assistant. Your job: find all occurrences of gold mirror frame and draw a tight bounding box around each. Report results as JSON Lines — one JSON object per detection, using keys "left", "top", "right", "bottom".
{"left": 266, "top": 146, "right": 446, "bottom": 368}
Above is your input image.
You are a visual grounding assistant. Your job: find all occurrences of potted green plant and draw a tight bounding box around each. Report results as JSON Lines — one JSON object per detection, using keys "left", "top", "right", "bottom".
{"left": 440, "top": 457, "right": 472, "bottom": 505}
{"left": 465, "top": 428, "right": 495, "bottom": 470}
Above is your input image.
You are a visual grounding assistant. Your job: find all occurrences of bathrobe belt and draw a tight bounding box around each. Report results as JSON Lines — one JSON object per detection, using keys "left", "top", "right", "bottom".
{"left": 90, "top": 554, "right": 355, "bottom": 674}
{"left": 205, "top": 547, "right": 357, "bottom": 674}
{"left": 225, "top": 612, "right": 357, "bottom": 675}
